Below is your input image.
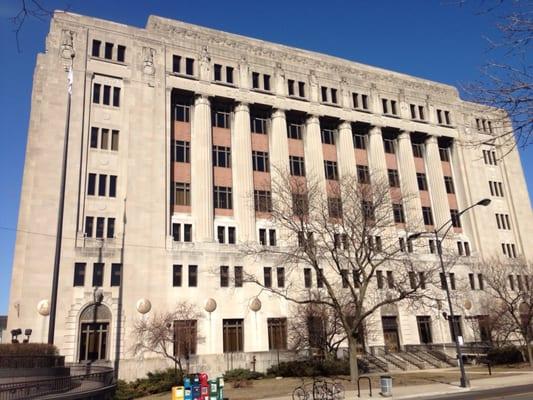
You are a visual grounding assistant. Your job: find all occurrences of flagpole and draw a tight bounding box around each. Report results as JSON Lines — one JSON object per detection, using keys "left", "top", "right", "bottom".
{"left": 48, "top": 60, "right": 74, "bottom": 344}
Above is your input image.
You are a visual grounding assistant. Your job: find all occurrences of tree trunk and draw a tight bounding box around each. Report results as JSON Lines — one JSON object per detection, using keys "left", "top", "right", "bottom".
{"left": 348, "top": 337, "right": 359, "bottom": 384}
{"left": 527, "top": 341, "right": 533, "bottom": 367}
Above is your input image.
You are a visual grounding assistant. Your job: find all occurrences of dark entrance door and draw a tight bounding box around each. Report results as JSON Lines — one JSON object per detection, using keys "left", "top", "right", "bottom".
{"left": 79, "top": 322, "right": 109, "bottom": 361}
{"left": 417, "top": 316, "right": 433, "bottom": 344}
{"left": 382, "top": 316, "right": 400, "bottom": 353}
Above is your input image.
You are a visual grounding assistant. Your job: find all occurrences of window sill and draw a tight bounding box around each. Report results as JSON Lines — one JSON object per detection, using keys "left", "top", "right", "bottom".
{"left": 382, "top": 113, "right": 400, "bottom": 119}
{"left": 212, "top": 80, "right": 237, "bottom": 88}
{"left": 288, "top": 95, "right": 309, "bottom": 102}
{"left": 169, "top": 71, "right": 198, "bottom": 80}
{"left": 89, "top": 56, "right": 128, "bottom": 67}
{"left": 251, "top": 88, "right": 274, "bottom": 95}
{"left": 320, "top": 101, "right": 341, "bottom": 108}
{"left": 353, "top": 107, "right": 371, "bottom": 113}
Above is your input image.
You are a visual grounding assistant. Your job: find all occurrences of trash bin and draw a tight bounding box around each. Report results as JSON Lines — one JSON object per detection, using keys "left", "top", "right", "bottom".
{"left": 172, "top": 386, "right": 185, "bottom": 400}
{"left": 380, "top": 375, "right": 393, "bottom": 397}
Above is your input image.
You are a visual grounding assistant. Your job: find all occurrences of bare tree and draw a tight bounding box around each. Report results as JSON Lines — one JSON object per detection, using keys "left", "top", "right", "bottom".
{"left": 472, "top": 258, "right": 533, "bottom": 365}
{"left": 132, "top": 301, "right": 204, "bottom": 376}
{"left": 243, "top": 171, "right": 441, "bottom": 382}
{"left": 10, "top": 0, "right": 55, "bottom": 52}
{"left": 459, "top": 0, "right": 532, "bottom": 150}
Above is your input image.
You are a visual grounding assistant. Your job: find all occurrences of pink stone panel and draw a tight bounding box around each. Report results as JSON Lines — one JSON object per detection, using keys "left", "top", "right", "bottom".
{"left": 173, "top": 162, "right": 191, "bottom": 183}
{"left": 288, "top": 138, "right": 304, "bottom": 156}
{"left": 441, "top": 162, "right": 452, "bottom": 176}
{"left": 173, "top": 121, "right": 191, "bottom": 140}
{"left": 214, "top": 167, "right": 232, "bottom": 186}
{"left": 447, "top": 194, "right": 458, "bottom": 209}
{"left": 215, "top": 208, "right": 233, "bottom": 216}
{"left": 212, "top": 127, "right": 231, "bottom": 147}
{"left": 419, "top": 191, "right": 431, "bottom": 206}
{"left": 389, "top": 188, "right": 402, "bottom": 203}
{"left": 322, "top": 144, "right": 337, "bottom": 161}
{"left": 414, "top": 157, "right": 425, "bottom": 173}
{"left": 255, "top": 211, "right": 271, "bottom": 219}
{"left": 327, "top": 180, "right": 341, "bottom": 197}
{"left": 253, "top": 171, "right": 271, "bottom": 190}
{"left": 251, "top": 133, "right": 269, "bottom": 151}
{"left": 290, "top": 176, "right": 307, "bottom": 193}
{"left": 354, "top": 149, "right": 368, "bottom": 165}
{"left": 385, "top": 153, "right": 397, "bottom": 169}
{"left": 173, "top": 205, "right": 191, "bottom": 213}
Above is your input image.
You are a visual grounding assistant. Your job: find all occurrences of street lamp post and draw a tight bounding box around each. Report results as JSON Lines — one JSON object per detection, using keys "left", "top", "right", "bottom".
{"left": 409, "top": 198, "right": 491, "bottom": 388}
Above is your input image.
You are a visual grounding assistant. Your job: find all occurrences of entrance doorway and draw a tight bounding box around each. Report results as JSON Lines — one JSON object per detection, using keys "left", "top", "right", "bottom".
{"left": 78, "top": 303, "right": 111, "bottom": 362}
{"left": 416, "top": 316, "right": 433, "bottom": 344}
{"left": 382, "top": 316, "right": 400, "bottom": 353}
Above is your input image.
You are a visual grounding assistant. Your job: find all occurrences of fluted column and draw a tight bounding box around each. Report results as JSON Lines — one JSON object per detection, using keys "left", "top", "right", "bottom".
{"left": 303, "top": 115, "right": 327, "bottom": 194}
{"left": 425, "top": 136, "right": 450, "bottom": 228}
{"left": 397, "top": 131, "right": 424, "bottom": 229}
{"left": 269, "top": 109, "right": 290, "bottom": 180}
{"left": 367, "top": 125, "right": 388, "bottom": 186}
{"left": 336, "top": 121, "right": 357, "bottom": 180}
{"left": 232, "top": 103, "right": 255, "bottom": 242}
{"left": 191, "top": 95, "right": 214, "bottom": 241}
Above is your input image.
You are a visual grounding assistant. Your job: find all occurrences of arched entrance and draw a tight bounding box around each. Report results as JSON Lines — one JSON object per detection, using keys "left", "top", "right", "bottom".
{"left": 78, "top": 303, "right": 111, "bottom": 362}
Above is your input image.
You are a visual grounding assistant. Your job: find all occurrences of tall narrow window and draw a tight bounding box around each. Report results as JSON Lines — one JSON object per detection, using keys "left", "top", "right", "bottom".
{"left": 111, "top": 130, "right": 119, "bottom": 151}
{"left": 117, "top": 45, "right": 126, "bottom": 62}
{"left": 93, "top": 263, "right": 104, "bottom": 287}
{"left": 304, "top": 268, "right": 312, "bottom": 288}
{"left": 98, "top": 174, "right": 107, "bottom": 196}
{"left": 173, "top": 265, "right": 182, "bottom": 287}
{"left": 185, "top": 58, "right": 194, "bottom": 75}
{"left": 88, "top": 173, "right": 96, "bottom": 195}
{"left": 234, "top": 266, "right": 243, "bottom": 287}
{"left": 85, "top": 217, "right": 94, "bottom": 238}
{"left": 184, "top": 224, "right": 192, "bottom": 242}
{"left": 172, "top": 55, "right": 181, "bottom": 73}
{"left": 104, "top": 42, "right": 113, "bottom": 59}
{"left": 222, "top": 319, "right": 244, "bottom": 353}
{"left": 113, "top": 87, "right": 120, "bottom": 107}
{"left": 110, "top": 263, "right": 122, "bottom": 286}
{"left": 106, "top": 217, "right": 115, "bottom": 238}
{"left": 74, "top": 263, "right": 86, "bottom": 286}
{"left": 220, "top": 266, "right": 229, "bottom": 287}
{"left": 109, "top": 176, "right": 117, "bottom": 198}
{"left": 263, "top": 267, "right": 272, "bottom": 288}
{"left": 91, "top": 40, "right": 101, "bottom": 57}
{"left": 96, "top": 217, "right": 105, "bottom": 238}
{"left": 188, "top": 265, "right": 198, "bottom": 287}
{"left": 268, "top": 318, "right": 287, "bottom": 350}
{"left": 103, "top": 85, "right": 111, "bottom": 105}
{"left": 93, "top": 83, "right": 101, "bottom": 103}
{"left": 277, "top": 267, "right": 285, "bottom": 288}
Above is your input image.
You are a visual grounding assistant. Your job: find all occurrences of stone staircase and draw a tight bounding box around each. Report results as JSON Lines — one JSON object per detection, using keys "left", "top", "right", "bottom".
{"left": 362, "top": 348, "right": 457, "bottom": 372}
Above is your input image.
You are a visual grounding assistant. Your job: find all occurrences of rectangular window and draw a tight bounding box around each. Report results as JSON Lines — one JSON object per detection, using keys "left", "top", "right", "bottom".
{"left": 234, "top": 266, "right": 243, "bottom": 287}
{"left": 172, "top": 223, "right": 181, "bottom": 241}
{"left": 328, "top": 198, "right": 342, "bottom": 219}
{"left": 214, "top": 64, "right": 222, "bottom": 81}
{"left": 341, "top": 269, "right": 349, "bottom": 288}
{"left": 106, "top": 217, "right": 115, "bottom": 238}
{"left": 450, "top": 209, "right": 461, "bottom": 228}
{"left": 117, "top": 45, "right": 126, "bottom": 62}
{"left": 96, "top": 217, "right": 105, "bottom": 238}
{"left": 74, "top": 263, "right": 86, "bottom": 286}
{"left": 268, "top": 318, "right": 287, "bottom": 350}
{"left": 214, "top": 186, "right": 233, "bottom": 209}
{"left": 226, "top": 66, "right": 234, "bottom": 84}
{"left": 292, "top": 193, "right": 309, "bottom": 216}
{"left": 228, "top": 227, "right": 236, "bottom": 244}
{"left": 412, "top": 143, "right": 424, "bottom": 158}
{"left": 422, "top": 207, "right": 434, "bottom": 226}
{"left": 91, "top": 40, "right": 101, "bottom": 57}
{"left": 220, "top": 266, "right": 229, "bottom": 287}
{"left": 109, "top": 176, "right": 117, "bottom": 198}
{"left": 321, "top": 86, "right": 328, "bottom": 102}
{"left": 317, "top": 269, "right": 325, "bottom": 288}
{"left": 388, "top": 169, "right": 400, "bottom": 188}
{"left": 172, "top": 55, "right": 181, "bottom": 73}
{"left": 289, "top": 156, "right": 305, "bottom": 176}
{"left": 173, "top": 265, "right": 182, "bottom": 287}
{"left": 113, "top": 87, "right": 120, "bottom": 107}
{"left": 252, "top": 72, "right": 260, "bottom": 89}
{"left": 263, "top": 74, "right": 271, "bottom": 91}
{"left": 357, "top": 165, "right": 370, "bottom": 184}
{"left": 287, "top": 123, "right": 303, "bottom": 140}
{"left": 469, "top": 273, "right": 475, "bottom": 290}
{"left": 444, "top": 176, "right": 455, "bottom": 194}
{"left": 100, "top": 128, "right": 109, "bottom": 149}
{"left": 439, "top": 147, "right": 450, "bottom": 162}
{"left": 464, "top": 242, "right": 471, "bottom": 256}
{"left": 103, "top": 85, "right": 111, "bottom": 105}
{"left": 264, "top": 267, "right": 272, "bottom": 288}
{"left": 254, "top": 190, "right": 272, "bottom": 212}
{"left": 298, "top": 81, "right": 306, "bottom": 97}
{"left": 353, "top": 134, "right": 366, "bottom": 149}
{"left": 110, "top": 263, "right": 121, "bottom": 286}
{"left": 269, "top": 229, "right": 276, "bottom": 246}
{"left": 185, "top": 58, "right": 194, "bottom": 75}
{"left": 173, "top": 140, "right": 190, "bottom": 163}
{"left": 222, "top": 319, "right": 244, "bottom": 353}
{"left": 251, "top": 116, "right": 268, "bottom": 134}
{"left": 104, "top": 42, "right": 113, "bottom": 59}
{"left": 478, "top": 274, "right": 484, "bottom": 290}
{"left": 393, "top": 203, "right": 405, "bottom": 223}
{"left": 184, "top": 224, "right": 192, "bottom": 242}
{"left": 88, "top": 173, "right": 96, "bottom": 195}
{"left": 449, "top": 273, "right": 456, "bottom": 290}
{"left": 331, "top": 88, "right": 338, "bottom": 104}
{"left": 188, "top": 265, "right": 198, "bottom": 287}
{"left": 174, "top": 182, "right": 191, "bottom": 206}
{"left": 90, "top": 127, "right": 99, "bottom": 148}
{"left": 417, "top": 173, "right": 428, "bottom": 191}
{"left": 277, "top": 267, "right": 285, "bottom": 288}
{"left": 93, "top": 83, "right": 101, "bottom": 103}
{"left": 252, "top": 151, "right": 270, "bottom": 172}
{"left": 457, "top": 241, "right": 464, "bottom": 256}
{"left": 93, "top": 263, "right": 104, "bottom": 287}
{"left": 320, "top": 129, "right": 336, "bottom": 145}
{"left": 174, "top": 320, "right": 197, "bottom": 356}
{"left": 174, "top": 103, "right": 191, "bottom": 122}
{"left": 85, "top": 216, "right": 94, "bottom": 238}
{"left": 376, "top": 270, "right": 384, "bottom": 289}
{"left": 304, "top": 268, "right": 312, "bottom": 288}
{"left": 111, "top": 130, "right": 119, "bottom": 151}
{"left": 324, "top": 160, "right": 338, "bottom": 180}
{"left": 386, "top": 271, "right": 394, "bottom": 289}
{"left": 259, "top": 228, "right": 267, "bottom": 245}
{"left": 213, "top": 146, "right": 231, "bottom": 167}
{"left": 288, "top": 79, "right": 294, "bottom": 96}
{"left": 217, "top": 226, "right": 225, "bottom": 244}
{"left": 383, "top": 139, "right": 395, "bottom": 154}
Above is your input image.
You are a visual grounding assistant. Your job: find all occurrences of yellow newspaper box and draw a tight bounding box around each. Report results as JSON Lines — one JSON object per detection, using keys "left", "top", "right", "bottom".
{"left": 172, "top": 386, "right": 185, "bottom": 400}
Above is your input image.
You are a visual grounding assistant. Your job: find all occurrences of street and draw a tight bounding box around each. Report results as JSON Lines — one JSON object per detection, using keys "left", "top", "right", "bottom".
{"left": 421, "top": 383, "right": 533, "bottom": 399}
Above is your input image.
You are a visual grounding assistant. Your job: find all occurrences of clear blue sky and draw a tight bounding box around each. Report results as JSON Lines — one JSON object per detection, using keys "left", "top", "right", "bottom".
{"left": 0, "top": 0, "right": 531, "bottom": 314}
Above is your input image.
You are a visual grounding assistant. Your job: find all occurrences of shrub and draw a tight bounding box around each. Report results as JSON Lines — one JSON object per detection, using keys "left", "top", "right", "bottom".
{"left": 223, "top": 368, "right": 264, "bottom": 381}
{"left": 114, "top": 368, "right": 182, "bottom": 400}
{"left": 266, "top": 358, "right": 369, "bottom": 377}
{"left": 0, "top": 343, "right": 58, "bottom": 356}
{"left": 487, "top": 345, "right": 523, "bottom": 365}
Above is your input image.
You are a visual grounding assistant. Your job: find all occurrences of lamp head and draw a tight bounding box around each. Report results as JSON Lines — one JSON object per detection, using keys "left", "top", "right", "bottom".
{"left": 477, "top": 198, "right": 491, "bottom": 207}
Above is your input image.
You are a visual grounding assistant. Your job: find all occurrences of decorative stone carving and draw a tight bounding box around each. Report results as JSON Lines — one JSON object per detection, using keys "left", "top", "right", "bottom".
{"left": 136, "top": 298, "right": 152, "bottom": 314}
{"left": 463, "top": 299, "right": 472, "bottom": 310}
{"left": 199, "top": 46, "right": 211, "bottom": 81}
{"left": 238, "top": 55, "right": 249, "bottom": 88}
{"left": 37, "top": 299, "right": 50, "bottom": 316}
{"left": 274, "top": 62, "right": 285, "bottom": 96}
{"left": 60, "top": 29, "right": 75, "bottom": 59}
{"left": 142, "top": 47, "right": 155, "bottom": 75}
{"left": 204, "top": 298, "right": 217, "bottom": 313}
{"left": 249, "top": 297, "right": 261, "bottom": 312}
{"left": 309, "top": 70, "right": 318, "bottom": 102}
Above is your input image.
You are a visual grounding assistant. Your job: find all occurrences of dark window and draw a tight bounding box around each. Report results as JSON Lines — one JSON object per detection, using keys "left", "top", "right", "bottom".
{"left": 324, "top": 160, "right": 338, "bottom": 180}
{"left": 85, "top": 216, "right": 94, "bottom": 238}
{"left": 298, "top": 81, "right": 306, "bottom": 97}
{"left": 254, "top": 190, "right": 272, "bottom": 212}
{"left": 328, "top": 198, "right": 343, "bottom": 219}
{"left": 74, "top": 263, "right": 86, "bottom": 286}
{"left": 184, "top": 224, "right": 192, "bottom": 242}
{"left": 288, "top": 123, "right": 303, "bottom": 140}
{"left": 223, "top": 319, "right": 244, "bottom": 353}
{"left": 214, "top": 186, "right": 233, "bottom": 209}
{"left": 110, "top": 263, "right": 121, "bottom": 286}
{"left": 288, "top": 79, "right": 294, "bottom": 96}
{"left": 251, "top": 116, "right": 268, "bottom": 134}
{"left": 277, "top": 267, "right": 285, "bottom": 288}
{"left": 383, "top": 139, "right": 395, "bottom": 154}
{"left": 213, "top": 146, "right": 231, "bottom": 168}
{"left": 113, "top": 87, "right": 120, "bottom": 107}
{"left": 111, "top": 130, "right": 119, "bottom": 151}
{"left": 259, "top": 228, "right": 267, "bottom": 245}
{"left": 264, "top": 267, "right": 272, "bottom": 287}
{"left": 321, "top": 86, "right": 328, "bottom": 102}
{"left": 393, "top": 203, "right": 405, "bottom": 223}
{"left": 357, "top": 165, "right": 370, "bottom": 184}
{"left": 478, "top": 274, "right": 484, "bottom": 290}
{"left": 450, "top": 209, "right": 461, "bottom": 228}
{"left": 188, "top": 265, "right": 198, "bottom": 287}
{"left": 268, "top": 318, "right": 287, "bottom": 350}
{"left": 362, "top": 200, "right": 375, "bottom": 221}
{"left": 439, "top": 147, "right": 450, "bottom": 162}
{"left": 214, "top": 64, "right": 222, "bottom": 81}
{"left": 185, "top": 58, "right": 194, "bottom": 75}
{"left": 174, "top": 320, "right": 197, "bottom": 356}
{"left": 117, "top": 45, "right": 126, "bottom": 62}
{"left": 410, "top": 104, "right": 416, "bottom": 119}
{"left": 376, "top": 270, "right": 384, "bottom": 289}
{"left": 399, "top": 237, "right": 406, "bottom": 252}
{"left": 104, "top": 42, "right": 113, "bottom": 59}
{"left": 457, "top": 241, "right": 464, "bottom": 256}
{"left": 174, "top": 103, "right": 191, "bottom": 122}
{"left": 173, "top": 265, "right": 182, "bottom": 287}
{"left": 88, "top": 173, "right": 96, "bottom": 195}
{"left": 109, "top": 176, "right": 117, "bottom": 198}
{"left": 103, "top": 85, "right": 111, "bottom": 105}
{"left": 252, "top": 151, "right": 270, "bottom": 172}
{"left": 289, "top": 156, "right": 305, "bottom": 176}
{"left": 412, "top": 143, "right": 424, "bottom": 158}
{"left": 98, "top": 174, "right": 107, "bottom": 196}
{"left": 220, "top": 266, "right": 229, "bottom": 287}
{"left": 444, "top": 176, "right": 455, "bottom": 194}
{"left": 90, "top": 127, "right": 98, "bottom": 148}
{"left": 228, "top": 227, "right": 236, "bottom": 244}
{"left": 226, "top": 66, "right": 234, "bottom": 84}
{"left": 317, "top": 269, "right": 325, "bottom": 288}
{"left": 341, "top": 269, "right": 349, "bottom": 288}
{"left": 304, "top": 268, "right": 312, "bottom": 288}
{"left": 212, "top": 109, "right": 230, "bottom": 129}
{"left": 172, "top": 55, "right": 181, "bottom": 73}
{"left": 387, "top": 271, "right": 394, "bottom": 289}
{"left": 234, "top": 266, "right": 243, "bottom": 287}
{"left": 320, "top": 128, "right": 335, "bottom": 145}
{"left": 409, "top": 271, "right": 416, "bottom": 289}
{"left": 417, "top": 173, "right": 428, "bottom": 191}
{"left": 464, "top": 241, "right": 471, "bottom": 256}
{"left": 269, "top": 229, "right": 276, "bottom": 246}
{"left": 96, "top": 217, "right": 105, "bottom": 238}
{"left": 173, "top": 141, "right": 190, "bottom": 163}
{"left": 217, "top": 226, "right": 225, "bottom": 244}
{"left": 353, "top": 134, "right": 366, "bottom": 149}
{"left": 174, "top": 182, "right": 191, "bottom": 206}
{"left": 92, "top": 40, "right": 101, "bottom": 57}
{"left": 292, "top": 193, "right": 309, "bottom": 216}
{"left": 331, "top": 88, "right": 338, "bottom": 104}
{"left": 469, "top": 273, "right": 475, "bottom": 290}
{"left": 422, "top": 207, "right": 434, "bottom": 226}
{"left": 100, "top": 129, "right": 109, "bottom": 149}
{"left": 93, "top": 83, "right": 101, "bottom": 103}
{"left": 263, "top": 74, "right": 271, "bottom": 91}
{"left": 449, "top": 273, "right": 456, "bottom": 290}
{"left": 252, "top": 72, "right": 260, "bottom": 89}
{"left": 93, "top": 263, "right": 104, "bottom": 287}
{"left": 106, "top": 217, "right": 115, "bottom": 238}
{"left": 388, "top": 169, "right": 400, "bottom": 187}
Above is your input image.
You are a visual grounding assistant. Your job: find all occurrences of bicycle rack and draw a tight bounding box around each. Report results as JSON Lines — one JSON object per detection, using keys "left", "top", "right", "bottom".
{"left": 357, "top": 376, "right": 372, "bottom": 397}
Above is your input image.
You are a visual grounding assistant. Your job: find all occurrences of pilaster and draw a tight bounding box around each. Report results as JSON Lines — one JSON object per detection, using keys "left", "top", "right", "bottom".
{"left": 303, "top": 115, "right": 327, "bottom": 195}
{"left": 397, "top": 131, "right": 423, "bottom": 229}
{"left": 336, "top": 121, "right": 356, "bottom": 180}
{"left": 425, "top": 136, "right": 450, "bottom": 228}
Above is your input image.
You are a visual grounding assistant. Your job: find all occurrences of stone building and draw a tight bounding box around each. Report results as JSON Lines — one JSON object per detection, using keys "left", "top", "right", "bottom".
{"left": 5, "top": 11, "right": 532, "bottom": 380}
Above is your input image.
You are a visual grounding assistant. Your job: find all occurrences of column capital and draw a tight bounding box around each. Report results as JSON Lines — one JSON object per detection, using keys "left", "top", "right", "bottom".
{"left": 306, "top": 115, "right": 320, "bottom": 125}
{"left": 234, "top": 102, "right": 249, "bottom": 113}
{"left": 194, "top": 94, "right": 210, "bottom": 106}
{"left": 272, "top": 108, "right": 286, "bottom": 119}
{"left": 338, "top": 120, "right": 352, "bottom": 130}
{"left": 398, "top": 130, "right": 412, "bottom": 140}
{"left": 369, "top": 125, "right": 382, "bottom": 135}
{"left": 426, "top": 135, "right": 438, "bottom": 145}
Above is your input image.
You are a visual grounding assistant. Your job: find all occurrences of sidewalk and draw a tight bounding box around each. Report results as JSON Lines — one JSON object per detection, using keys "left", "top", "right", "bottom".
{"left": 264, "top": 371, "right": 533, "bottom": 400}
